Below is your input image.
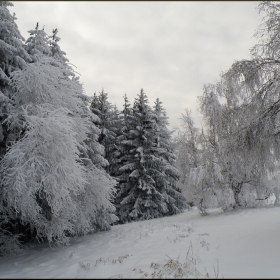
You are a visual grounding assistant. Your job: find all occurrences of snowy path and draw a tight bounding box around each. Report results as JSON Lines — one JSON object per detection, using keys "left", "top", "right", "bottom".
{"left": 0, "top": 206, "right": 280, "bottom": 278}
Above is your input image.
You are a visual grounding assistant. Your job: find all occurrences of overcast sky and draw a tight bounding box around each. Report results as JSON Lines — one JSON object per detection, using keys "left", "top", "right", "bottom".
{"left": 9, "top": 1, "right": 261, "bottom": 129}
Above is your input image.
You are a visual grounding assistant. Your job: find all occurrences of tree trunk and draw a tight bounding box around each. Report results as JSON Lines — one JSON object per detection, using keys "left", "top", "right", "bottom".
{"left": 232, "top": 182, "right": 242, "bottom": 208}
{"left": 274, "top": 186, "right": 280, "bottom": 206}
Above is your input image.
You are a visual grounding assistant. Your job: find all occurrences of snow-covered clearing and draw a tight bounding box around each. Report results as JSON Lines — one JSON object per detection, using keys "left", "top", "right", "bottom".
{"left": 1, "top": 206, "right": 280, "bottom": 278}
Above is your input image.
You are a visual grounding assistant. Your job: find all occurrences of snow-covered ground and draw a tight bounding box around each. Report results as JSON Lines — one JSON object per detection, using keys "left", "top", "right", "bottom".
{"left": 1, "top": 206, "right": 280, "bottom": 278}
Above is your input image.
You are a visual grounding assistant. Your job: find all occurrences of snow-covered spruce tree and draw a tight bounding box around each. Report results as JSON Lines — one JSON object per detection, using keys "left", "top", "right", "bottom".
{"left": 0, "top": 24, "right": 117, "bottom": 246}
{"left": 0, "top": 1, "right": 31, "bottom": 158}
{"left": 0, "top": 1, "right": 32, "bottom": 255}
{"left": 0, "top": 2, "right": 31, "bottom": 86}
{"left": 113, "top": 93, "right": 134, "bottom": 219}
{"left": 109, "top": 104, "right": 123, "bottom": 177}
{"left": 153, "top": 98, "right": 188, "bottom": 213}
{"left": 24, "top": 22, "right": 52, "bottom": 61}
{"left": 49, "top": 28, "right": 68, "bottom": 64}
{"left": 115, "top": 89, "right": 187, "bottom": 223}
{"left": 89, "top": 89, "right": 121, "bottom": 175}
{"left": 82, "top": 92, "right": 118, "bottom": 232}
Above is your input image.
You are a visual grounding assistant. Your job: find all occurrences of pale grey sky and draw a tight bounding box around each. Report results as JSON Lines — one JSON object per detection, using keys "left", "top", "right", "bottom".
{"left": 9, "top": 1, "right": 261, "bottom": 129}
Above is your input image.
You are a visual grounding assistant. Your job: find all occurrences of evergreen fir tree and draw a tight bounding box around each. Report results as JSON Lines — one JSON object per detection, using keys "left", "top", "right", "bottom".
{"left": 0, "top": 2, "right": 31, "bottom": 87}
{"left": 49, "top": 28, "right": 68, "bottom": 64}
{"left": 115, "top": 89, "right": 187, "bottom": 223}
{"left": 108, "top": 103, "right": 122, "bottom": 176}
{"left": 0, "top": 1, "right": 31, "bottom": 158}
{"left": 0, "top": 1, "right": 31, "bottom": 255}
{"left": 113, "top": 93, "right": 134, "bottom": 218}
{"left": 89, "top": 89, "right": 121, "bottom": 174}
{"left": 153, "top": 98, "right": 188, "bottom": 214}
{"left": 25, "top": 22, "right": 52, "bottom": 61}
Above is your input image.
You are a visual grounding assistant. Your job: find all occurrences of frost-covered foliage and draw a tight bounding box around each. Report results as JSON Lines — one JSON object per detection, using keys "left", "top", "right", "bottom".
{"left": 174, "top": 110, "right": 226, "bottom": 210}
{"left": 215, "top": 2, "right": 280, "bottom": 172}
{"left": 174, "top": 1, "right": 280, "bottom": 211}
{"left": 197, "top": 85, "right": 270, "bottom": 209}
{"left": 49, "top": 28, "right": 69, "bottom": 64}
{"left": 153, "top": 98, "right": 188, "bottom": 213}
{"left": 199, "top": 1, "right": 280, "bottom": 207}
{"left": 113, "top": 93, "right": 134, "bottom": 220}
{"left": 90, "top": 89, "right": 121, "bottom": 175}
{"left": 0, "top": 1, "right": 31, "bottom": 157}
{"left": 115, "top": 89, "right": 187, "bottom": 223}
{"left": 0, "top": 1, "right": 32, "bottom": 255}
{"left": 1, "top": 105, "right": 89, "bottom": 245}
{"left": 174, "top": 104, "right": 271, "bottom": 211}
{"left": 0, "top": 11, "right": 117, "bottom": 251}
{"left": 0, "top": 2, "right": 31, "bottom": 86}
{"left": 0, "top": 209, "right": 27, "bottom": 256}
{"left": 25, "top": 23, "right": 52, "bottom": 61}
{"left": 173, "top": 110, "right": 201, "bottom": 204}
